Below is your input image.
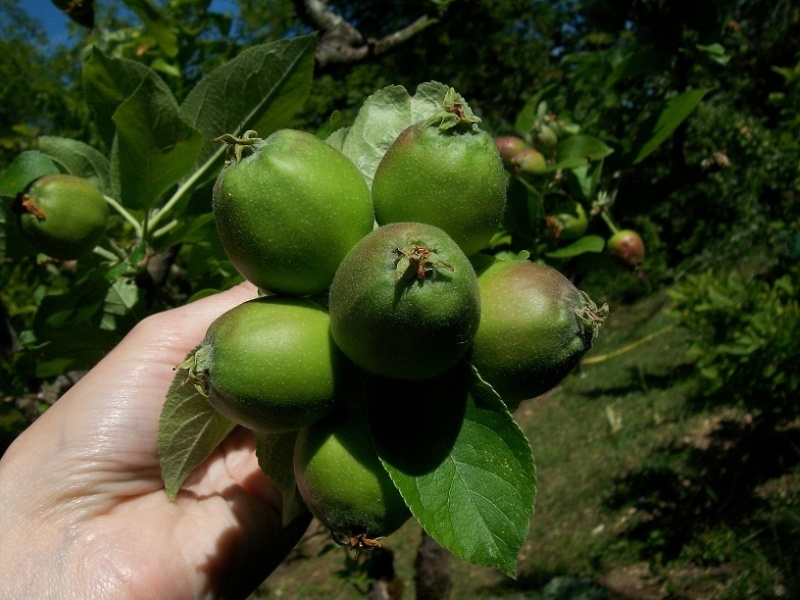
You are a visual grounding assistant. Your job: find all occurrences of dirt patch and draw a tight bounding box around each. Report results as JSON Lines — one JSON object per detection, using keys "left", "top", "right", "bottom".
{"left": 600, "top": 562, "right": 734, "bottom": 600}
{"left": 599, "top": 563, "right": 666, "bottom": 600}
{"left": 680, "top": 407, "right": 753, "bottom": 451}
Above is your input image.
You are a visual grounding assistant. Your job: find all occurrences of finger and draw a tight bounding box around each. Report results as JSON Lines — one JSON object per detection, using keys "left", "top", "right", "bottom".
{"left": 110, "top": 280, "right": 261, "bottom": 377}
{"left": 60, "top": 281, "right": 258, "bottom": 410}
{"left": 14, "top": 283, "right": 260, "bottom": 470}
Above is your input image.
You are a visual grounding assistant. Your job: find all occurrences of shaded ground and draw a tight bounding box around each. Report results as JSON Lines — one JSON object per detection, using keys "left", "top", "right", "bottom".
{"left": 252, "top": 292, "right": 800, "bottom": 599}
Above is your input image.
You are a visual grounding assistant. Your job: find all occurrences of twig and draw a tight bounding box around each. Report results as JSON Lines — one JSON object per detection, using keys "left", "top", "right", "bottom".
{"left": 581, "top": 324, "right": 677, "bottom": 365}
{"left": 294, "top": 0, "right": 436, "bottom": 68}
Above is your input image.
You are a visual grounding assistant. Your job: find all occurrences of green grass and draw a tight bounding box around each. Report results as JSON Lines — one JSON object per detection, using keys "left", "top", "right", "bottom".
{"left": 253, "top": 291, "right": 800, "bottom": 599}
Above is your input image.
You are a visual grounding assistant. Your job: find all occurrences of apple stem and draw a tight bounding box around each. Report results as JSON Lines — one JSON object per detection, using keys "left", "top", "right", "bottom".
{"left": 92, "top": 246, "right": 119, "bottom": 261}
{"left": 104, "top": 194, "right": 143, "bottom": 238}
{"left": 599, "top": 209, "right": 620, "bottom": 235}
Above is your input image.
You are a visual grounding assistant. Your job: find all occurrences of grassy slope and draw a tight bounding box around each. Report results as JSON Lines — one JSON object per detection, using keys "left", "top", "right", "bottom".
{"left": 254, "top": 291, "right": 800, "bottom": 599}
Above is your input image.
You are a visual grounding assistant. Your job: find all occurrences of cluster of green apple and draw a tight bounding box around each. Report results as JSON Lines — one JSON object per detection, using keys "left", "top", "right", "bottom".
{"left": 186, "top": 98, "right": 607, "bottom": 548}
{"left": 494, "top": 103, "right": 645, "bottom": 266}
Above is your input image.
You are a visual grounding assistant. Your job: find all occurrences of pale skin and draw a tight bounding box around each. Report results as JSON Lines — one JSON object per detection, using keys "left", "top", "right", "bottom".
{"left": 0, "top": 282, "right": 310, "bottom": 599}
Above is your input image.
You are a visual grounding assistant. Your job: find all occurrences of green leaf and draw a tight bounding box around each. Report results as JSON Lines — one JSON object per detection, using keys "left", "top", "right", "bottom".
{"left": 255, "top": 431, "right": 308, "bottom": 526}
{"left": 100, "top": 279, "right": 145, "bottom": 332}
{"left": 604, "top": 45, "right": 660, "bottom": 90}
{"left": 21, "top": 326, "right": 121, "bottom": 378}
{"left": 82, "top": 47, "right": 173, "bottom": 151}
{"left": 315, "top": 110, "right": 343, "bottom": 141}
{"left": 158, "top": 351, "right": 236, "bottom": 500}
{"left": 122, "top": 0, "right": 179, "bottom": 58}
{"left": 325, "top": 126, "right": 349, "bottom": 152}
{"left": 0, "top": 150, "right": 59, "bottom": 198}
{"left": 514, "top": 85, "right": 556, "bottom": 133}
{"left": 180, "top": 35, "right": 316, "bottom": 169}
{"left": 0, "top": 200, "right": 5, "bottom": 258}
{"left": 112, "top": 73, "right": 203, "bottom": 210}
{"left": 0, "top": 403, "right": 27, "bottom": 437}
{"left": 21, "top": 276, "right": 123, "bottom": 376}
{"left": 433, "top": 86, "right": 481, "bottom": 131}
{"left": 545, "top": 235, "right": 606, "bottom": 258}
{"left": 104, "top": 240, "right": 148, "bottom": 281}
{"left": 411, "top": 81, "right": 451, "bottom": 121}
{"left": 502, "top": 177, "right": 545, "bottom": 245}
{"left": 555, "top": 135, "right": 614, "bottom": 169}
{"left": 697, "top": 43, "right": 731, "bottom": 66}
{"left": 0, "top": 162, "right": 45, "bottom": 261}
{"left": 339, "top": 85, "right": 412, "bottom": 186}
{"left": 38, "top": 136, "right": 112, "bottom": 195}
{"left": 336, "top": 81, "right": 449, "bottom": 187}
{"left": 563, "top": 160, "right": 605, "bottom": 202}
{"left": 0, "top": 150, "right": 55, "bottom": 257}
{"left": 157, "top": 212, "right": 215, "bottom": 248}
{"left": 631, "top": 88, "right": 709, "bottom": 165}
{"left": 33, "top": 275, "right": 110, "bottom": 331}
{"left": 150, "top": 57, "right": 181, "bottom": 78}
{"left": 369, "top": 365, "right": 536, "bottom": 577}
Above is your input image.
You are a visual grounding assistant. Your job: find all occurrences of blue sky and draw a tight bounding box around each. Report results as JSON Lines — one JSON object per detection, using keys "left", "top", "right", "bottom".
{"left": 25, "top": 0, "right": 71, "bottom": 45}
{"left": 23, "top": 0, "right": 238, "bottom": 47}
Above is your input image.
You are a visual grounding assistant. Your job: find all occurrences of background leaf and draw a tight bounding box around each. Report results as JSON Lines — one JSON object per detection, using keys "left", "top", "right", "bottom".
{"left": 563, "top": 162, "right": 604, "bottom": 201}
{"left": 122, "top": 0, "right": 179, "bottom": 58}
{"left": 100, "top": 279, "right": 146, "bottom": 331}
{"left": 38, "top": 136, "right": 112, "bottom": 195}
{"left": 513, "top": 85, "right": 556, "bottom": 133}
{"left": 697, "top": 43, "right": 731, "bottom": 66}
{"left": 180, "top": 35, "right": 317, "bottom": 169}
{"left": 255, "top": 431, "right": 308, "bottom": 526}
{"left": 21, "top": 276, "right": 121, "bottom": 377}
{"left": 112, "top": 73, "right": 202, "bottom": 210}
{"left": 604, "top": 46, "right": 661, "bottom": 90}
{"left": 369, "top": 364, "right": 536, "bottom": 577}
{"left": 1, "top": 149, "right": 57, "bottom": 255}
{"left": 545, "top": 234, "right": 606, "bottom": 258}
{"left": 0, "top": 150, "right": 60, "bottom": 198}
{"left": 19, "top": 326, "right": 121, "bottom": 379}
{"left": 555, "top": 135, "right": 614, "bottom": 169}
{"left": 82, "top": 48, "right": 173, "bottom": 151}
{"left": 158, "top": 354, "right": 236, "bottom": 500}
{"left": 0, "top": 200, "right": 6, "bottom": 258}
{"left": 631, "top": 88, "right": 709, "bottom": 164}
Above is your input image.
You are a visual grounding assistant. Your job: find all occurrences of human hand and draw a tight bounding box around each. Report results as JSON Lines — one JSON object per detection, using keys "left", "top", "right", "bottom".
{"left": 0, "top": 283, "right": 310, "bottom": 600}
